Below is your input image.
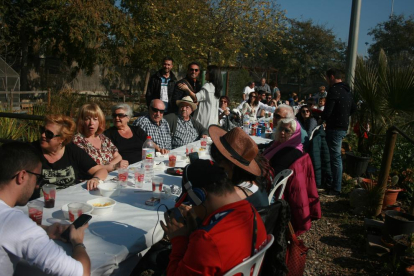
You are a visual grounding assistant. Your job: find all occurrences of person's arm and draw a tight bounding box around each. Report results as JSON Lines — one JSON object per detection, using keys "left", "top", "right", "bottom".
{"left": 70, "top": 224, "right": 91, "bottom": 276}
{"left": 259, "top": 101, "right": 276, "bottom": 113}
{"left": 86, "top": 165, "right": 108, "bottom": 190}
{"left": 104, "top": 151, "right": 126, "bottom": 172}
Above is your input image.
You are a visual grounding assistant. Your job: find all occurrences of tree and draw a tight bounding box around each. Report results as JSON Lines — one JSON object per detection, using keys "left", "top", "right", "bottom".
{"left": 266, "top": 18, "right": 346, "bottom": 92}
{"left": 0, "top": 0, "right": 134, "bottom": 90}
{"left": 368, "top": 15, "right": 414, "bottom": 61}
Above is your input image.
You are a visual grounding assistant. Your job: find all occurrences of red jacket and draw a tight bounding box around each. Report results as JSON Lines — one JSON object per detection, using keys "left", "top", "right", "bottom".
{"left": 285, "top": 153, "right": 322, "bottom": 235}
{"left": 167, "top": 200, "right": 267, "bottom": 276}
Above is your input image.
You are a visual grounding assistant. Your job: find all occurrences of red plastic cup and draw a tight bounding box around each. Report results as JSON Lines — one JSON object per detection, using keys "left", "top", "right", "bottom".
{"left": 168, "top": 153, "right": 177, "bottom": 167}
{"left": 28, "top": 201, "right": 43, "bottom": 225}
{"left": 152, "top": 176, "right": 163, "bottom": 194}
{"left": 42, "top": 184, "right": 56, "bottom": 208}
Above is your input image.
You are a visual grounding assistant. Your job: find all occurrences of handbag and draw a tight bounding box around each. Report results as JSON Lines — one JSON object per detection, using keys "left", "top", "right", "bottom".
{"left": 286, "top": 222, "right": 309, "bottom": 276}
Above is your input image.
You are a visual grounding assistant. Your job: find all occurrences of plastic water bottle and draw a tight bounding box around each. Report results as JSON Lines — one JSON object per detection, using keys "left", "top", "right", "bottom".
{"left": 142, "top": 136, "right": 155, "bottom": 185}
{"left": 243, "top": 113, "right": 250, "bottom": 134}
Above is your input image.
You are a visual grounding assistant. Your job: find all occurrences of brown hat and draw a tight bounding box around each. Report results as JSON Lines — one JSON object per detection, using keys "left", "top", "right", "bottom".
{"left": 176, "top": 96, "right": 197, "bottom": 111}
{"left": 208, "top": 125, "right": 261, "bottom": 176}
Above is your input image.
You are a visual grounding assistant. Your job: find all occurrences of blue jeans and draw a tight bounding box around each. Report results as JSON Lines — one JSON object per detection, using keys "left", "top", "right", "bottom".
{"left": 326, "top": 130, "right": 347, "bottom": 192}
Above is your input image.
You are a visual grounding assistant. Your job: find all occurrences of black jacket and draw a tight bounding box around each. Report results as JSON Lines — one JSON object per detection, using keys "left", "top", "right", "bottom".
{"left": 170, "top": 76, "right": 201, "bottom": 113}
{"left": 322, "top": 82, "right": 356, "bottom": 131}
{"left": 145, "top": 70, "right": 177, "bottom": 106}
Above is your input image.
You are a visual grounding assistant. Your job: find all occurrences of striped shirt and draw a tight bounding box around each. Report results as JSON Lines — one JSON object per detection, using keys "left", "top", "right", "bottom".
{"left": 171, "top": 117, "right": 198, "bottom": 149}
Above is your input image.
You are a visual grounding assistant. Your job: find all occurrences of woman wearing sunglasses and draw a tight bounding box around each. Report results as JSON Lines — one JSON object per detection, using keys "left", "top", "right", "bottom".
{"left": 241, "top": 91, "right": 275, "bottom": 120}
{"left": 31, "top": 114, "right": 108, "bottom": 198}
{"left": 263, "top": 118, "right": 303, "bottom": 176}
{"left": 297, "top": 105, "right": 317, "bottom": 136}
{"left": 104, "top": 103, "right": 147, "bottom": 164}
{"left": 74, "top": 103, "right": 128, "bottom": 172}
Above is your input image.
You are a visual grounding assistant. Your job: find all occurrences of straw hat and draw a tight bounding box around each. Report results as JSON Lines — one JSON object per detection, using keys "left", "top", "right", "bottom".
{"left": 208, "top": 125, "right": 261, "bottom": 176}
{"left": 176, "top": 96, "right": 197, "bottom": 111}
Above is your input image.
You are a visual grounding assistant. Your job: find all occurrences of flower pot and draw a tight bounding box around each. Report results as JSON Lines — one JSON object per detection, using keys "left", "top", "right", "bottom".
{"left": 385, "top": 211, "right": 414, "bottom": 236}
{"left": 383, "top": 189, "right": 402, "bottom": 209}
{"left": 345, "top": 152, "right": 370, "bottom": 177}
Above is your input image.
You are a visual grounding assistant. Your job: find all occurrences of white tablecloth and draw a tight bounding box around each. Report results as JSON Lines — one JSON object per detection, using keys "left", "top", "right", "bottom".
{"left": 15, "top": 136, "right": 271, "bottom": 275}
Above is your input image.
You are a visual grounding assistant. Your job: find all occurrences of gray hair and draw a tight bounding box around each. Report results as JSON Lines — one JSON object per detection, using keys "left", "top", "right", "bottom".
{"left": 273, "top": 119, "right": 297, "bottom": 142}
{"left": 275, "top": 104, "right": 295, "bottom": 120}
{"left": 111, "top": 103, "right": 133, "bottom": 118}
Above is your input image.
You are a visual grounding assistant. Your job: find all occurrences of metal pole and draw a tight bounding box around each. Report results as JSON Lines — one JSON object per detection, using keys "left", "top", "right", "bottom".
{"left": 345, "top": 0, "right": 362, "bottom": 88}
{"left": 374, "top": 127, "right": 398, "bottom": 216}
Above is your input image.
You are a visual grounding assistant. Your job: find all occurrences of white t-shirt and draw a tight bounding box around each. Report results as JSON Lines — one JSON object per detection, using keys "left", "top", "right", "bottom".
{"left": 243, "top": 86, "right": 255, "bottom": 97}
{"left": 194, "top": 82, "right": 219, "bottom": 129}
{"left": 0, "top": 200, "right": 83, "bottom": 276}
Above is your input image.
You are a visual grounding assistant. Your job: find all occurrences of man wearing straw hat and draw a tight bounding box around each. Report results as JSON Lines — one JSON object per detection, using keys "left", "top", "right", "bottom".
{"left": 164, "top": 96, "right": 208, "bottom": 149}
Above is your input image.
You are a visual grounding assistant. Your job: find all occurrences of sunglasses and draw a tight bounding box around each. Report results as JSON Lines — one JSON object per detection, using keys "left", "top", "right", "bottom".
{"left": 39, "top": 126, "right": 61, "bottom": 140}
{"left": 220, "top": 100, "right": 228, "bottom": 103}
{"left": 273, "top": 114, "right": 285, "bottom": 119}
{"left": 302, "top": 110, "right": 310, "bottom": 113}
{"left": 150, "top": 106, "right": 165, "bottom": 114}
{"left": 251, "top": 95, "right": 257, "bottom": 98}
{"left": 112, "top": 113, "right": 128, "bottom": 119}
{"left": 279, "top": 127, "right": 292, "bottom": 134}
{"left": 267, "top": 97, "right": 272, "bottom": 99}
{"left": 12, "top": 170, "right": 44, "bottom": 186}
{"left": 189, "top": 68, "right": 199, "bottom": 72}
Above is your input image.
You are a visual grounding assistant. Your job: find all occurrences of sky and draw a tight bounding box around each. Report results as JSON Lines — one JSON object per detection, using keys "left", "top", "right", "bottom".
{"left": 277, "top": 0, "right": 414, "bottom": 56}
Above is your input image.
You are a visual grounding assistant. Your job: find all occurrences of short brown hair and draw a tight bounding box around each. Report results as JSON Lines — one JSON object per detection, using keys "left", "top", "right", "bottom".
{"left": 44, "top": 115, "right": 76, "bottom": 146}
{"left": 76, "top": 103, "right": 106, "bottom": 135}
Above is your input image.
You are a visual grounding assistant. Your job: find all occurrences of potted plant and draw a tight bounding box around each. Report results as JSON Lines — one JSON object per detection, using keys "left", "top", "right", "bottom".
{"left": 384, "top": 175, "right": 402, "bottom": 209}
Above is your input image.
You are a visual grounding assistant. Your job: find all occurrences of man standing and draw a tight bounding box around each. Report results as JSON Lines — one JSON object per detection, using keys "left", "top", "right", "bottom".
{"left": 242, "top": 81, "right": 255, "bottom": 101}
{"left": 322, "top": 68, "right": 356, "bottom": 195}
{"left": 164, "top": 96, "right": 208, "bottom": 149}
{"left": 170, "top": 62, "right": 202, "bottom": 113}
{"left": 255, "top": 78, "right": 271, "bottom": 94}
{"left": 145, "top": 57, "right": 177, "bottom": 113}
{"left": 0, "top": 142, "right": 90, "bottom": 276}
{"left": 133, "top": 99, "right": 171, "bottom": 154}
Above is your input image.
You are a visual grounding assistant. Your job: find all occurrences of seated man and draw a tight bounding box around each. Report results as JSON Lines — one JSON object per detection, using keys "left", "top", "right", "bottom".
{"left": 0, "top": 142, "right": 90, "bottom": 276}
{"left": 164, "top": 96, "right": 208, "bottom": 149}
{"left": 133, "top": 99, "right": 171, "bottom": 154}
{"left": 161, "top": 159, "right": 267, "bottom": 275}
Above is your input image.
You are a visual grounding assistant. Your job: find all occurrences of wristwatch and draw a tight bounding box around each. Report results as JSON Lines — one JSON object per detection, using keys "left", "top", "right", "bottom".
{"left": 73, "top": 243, "right": 86, "bottom": 249}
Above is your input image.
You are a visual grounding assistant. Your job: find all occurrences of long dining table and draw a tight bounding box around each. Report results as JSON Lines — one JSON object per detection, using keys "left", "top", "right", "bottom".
{"left": 15, "top": 135, "right": 272, "bottom": 276}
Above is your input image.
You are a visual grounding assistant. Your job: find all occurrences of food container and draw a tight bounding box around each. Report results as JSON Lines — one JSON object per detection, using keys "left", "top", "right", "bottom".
{"left": 98, "top": 182, "right": 120, "bottom": 197}
{"left": 61, "top": 202, "right": 93, "bottom": 220}
{"left": 86, "top": 197, "right": 116, "bottom": 216}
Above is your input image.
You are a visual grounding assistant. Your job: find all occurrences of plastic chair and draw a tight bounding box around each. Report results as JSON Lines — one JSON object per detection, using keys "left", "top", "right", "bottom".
{"left": 268, "top": 169, "right": 293, "bottom": 203}
{"left": 223, "top": 234, "right": 274, "bottom": 276}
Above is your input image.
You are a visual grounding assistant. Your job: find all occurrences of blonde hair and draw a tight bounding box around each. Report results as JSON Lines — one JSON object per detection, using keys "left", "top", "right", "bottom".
{"left": 76, "top": 103, "right": 106, "bottom": 135}
{"left": 44, "top": 115, "right": 76, "bottom": 146}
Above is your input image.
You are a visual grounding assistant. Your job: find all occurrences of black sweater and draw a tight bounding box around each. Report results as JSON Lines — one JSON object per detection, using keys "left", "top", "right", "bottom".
{"left": 322, "top": 82, "right": 356, "bottom": 131}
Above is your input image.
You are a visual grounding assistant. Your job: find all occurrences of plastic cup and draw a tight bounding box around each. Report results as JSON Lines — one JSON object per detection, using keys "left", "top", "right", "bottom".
{"left": 68, "top": 202, "right": 84, "bottom": 222}
{"left": 28, "top": 201, "right": 43, "bottom": 225}
{"left": 152, "top": 176, "right": 164, "bottom": 195}
{"left": 42, "top": 184, "right": 56, "bottom": 208}
{"left": 200, "top": 138, "right": 207, "bottom": 149}
{"left": 186, "top": 144, "right": 194, "bottom": 156}
{"left": 133, "top": 167, "right": 145, "bottom": 188}
{"left": 163, "top": 185, "right": 172, "bottom": 199}
{"left": 168, "top": 152, "right": 177, "bottom": 167}
{"left": 118, "top": 168, "right": 129, "bottom": 187}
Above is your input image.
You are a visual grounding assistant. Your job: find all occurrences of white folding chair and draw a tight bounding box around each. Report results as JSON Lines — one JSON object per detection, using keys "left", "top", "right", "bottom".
{"left": 268, "top": 169, "right": 293, "bottom": 203}
{"left": 223, "top": 234, "right": 274, "bottom": 276}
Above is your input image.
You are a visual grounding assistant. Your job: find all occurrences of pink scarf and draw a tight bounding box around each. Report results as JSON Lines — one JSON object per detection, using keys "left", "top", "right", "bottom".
{"left": 263, "top": 120, "right": 303, "bottom": 160}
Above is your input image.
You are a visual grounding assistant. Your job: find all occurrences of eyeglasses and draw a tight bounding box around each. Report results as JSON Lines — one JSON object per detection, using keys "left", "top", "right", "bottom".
{"left": 189, "top": 68, "right": 199, "bottom": 72}
{"left": 39, "top": 126, "right": 61, "bottom": 140}
{"left": 12, "top": 170, "right": 44, "bottom": 186}
{"left": 251, "top": 95, "right": 257, "bottom": 98}
{"left": 279, "top": 127, "right": 292, "bottom": 134}
{"left": 112, "top": 113, "right": 128, "bottom": 119}
{"left": 150, "top": 106, "right": 165, "bottom": 114}
{"left": 273, "top": 114, "right": 285, "bottom": 119}
{"left": 302, "top": 110, "right": 310, "bottom": 113}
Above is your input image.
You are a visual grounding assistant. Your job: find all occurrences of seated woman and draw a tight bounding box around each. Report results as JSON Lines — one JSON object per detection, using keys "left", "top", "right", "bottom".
{"left": 263, "top": 118, "right": 303, "bottom": 176}
{"left": 218, "top": 95, "right": 230, "bottom": 126}
{"left": 73, "top": 103, "right": 128, "bottom": 172}
{"left": 104, "top": 103, "right": 147, "bottom": 164}
{"left": 31, "top": 114, "right": 108, "bottom": 198}
{"left": 208, "top": 126, "right": 272, "bottom": 208}
{"left": 162, "top": 159, "right": 267, "bottom": 275}
{"left": 296, "top": 105, "right": 317, "bottom": 136}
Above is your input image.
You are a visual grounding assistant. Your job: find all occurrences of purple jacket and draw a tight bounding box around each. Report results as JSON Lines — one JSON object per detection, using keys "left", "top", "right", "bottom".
{"left": 285, "top": 153, "right": 322, "bottom": 236}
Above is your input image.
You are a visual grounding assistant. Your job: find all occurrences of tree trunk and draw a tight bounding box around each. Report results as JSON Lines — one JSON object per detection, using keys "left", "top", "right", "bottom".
{"left": 142, "top": 69, "right": 151, "bottom": 101}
